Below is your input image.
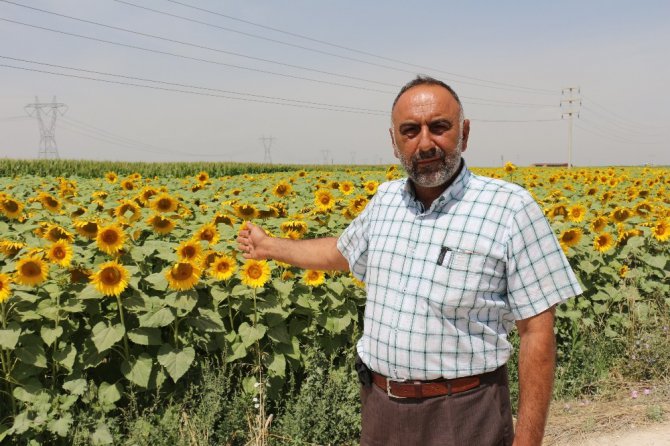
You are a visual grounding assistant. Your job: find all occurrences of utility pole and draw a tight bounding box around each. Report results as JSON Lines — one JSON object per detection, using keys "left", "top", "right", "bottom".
{"left": 320, "top": 149, "right": 331, "bottom": 165}
{"left": 560, "top": 87, "right": 581, "bottom": 168}
{"left": 25, "top": 96, "right": 67, "bottom": 159}
{"left": 259, "top": 135, "right": 275, "bottom": 164}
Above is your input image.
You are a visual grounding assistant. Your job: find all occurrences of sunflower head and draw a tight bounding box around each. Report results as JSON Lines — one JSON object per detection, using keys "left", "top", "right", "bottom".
{"left": 47, "top": 240, "right": 73, "bottom": 267}
{"left": 38, "top": 193, "right": 62, "bottom": 213}
{"left": 0, "top": 273, "right": 12, "bottom": 303}
{"left": 594, "top": 233, "right": 615, "bottom": 253}
{"left": 303, "top": 269, "right": 325, "bottom": 287}
{"left": 240, "top": 259, "right": 271, "bottom": 288}
{"left": 74, "top": 219, "right": 100, "bottom": 239}
{"left": 166, "top": 261, "right": 201, "bottom": 291}
{"left": 209, "top": 255, "right": 237, "bottom": 281}
{"left": 273, "top": 181, "right": 292, "bottom": 198}
{"left": 611, "top": 207, "right": 632, "bottom": 223}
{"left": 338, "top": 181, "right": 355, "bottom": 195}
{"left": 176, "top": 239, "right": 203, "bottom": 262}
{"left": 0, "top": 197, "right": 24, "bottom": 219}
{"left": 105, "top": 172, "right": 118, "bottom": 183}
{"left": 363, "top": 181, "right": 379, "bottom": 196}
{"left": 14, "top": 255, "right": 49, "bottom": 286}
{"left": 151, "top": 193, "right": 179, "bottom": 214}
{"left": 652, "top": 219, "right": 670, "bottom": 242}
{"left": 0, "top": 240, "right": 26, "bottom": 257}
{"left": 197, "top": 171, "right": 210, "bottom": 184}
{"left": 196, "top": 223, "right": 220, "bottom": 244}
{"left": 96, "top": 223, "right": 126, "bottom": 255}
{"left": 314, "top": 189, "right": 335, "bottom": 212}
{"left": 147, "top": 214, "right": 176, "bottom": 235}
{"left": 115, "top": 200, "right": 142, "bottom": 223}
{"left": 559, "top": 228, "right": 582, "bottom": 249}
{"left": 91, "top": 261, "right": 129, "bottom": 297}
{"left": 567, "top": 205, "right": 587, "bottom": 222}
{"left": 234, "top": 204, "right": 259, "bottom": 220}
{"left": 44, "top": 224, "right": 75, "bottom": 243}
{"left": 503, "top": 162, "right": 517, "bottom": 173}
{"left": 590, "top": 216, "right": 609, "bottom": 234}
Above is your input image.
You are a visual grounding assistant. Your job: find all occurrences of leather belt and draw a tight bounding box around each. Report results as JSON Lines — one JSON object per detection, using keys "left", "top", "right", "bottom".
{"left": 371, "top": 371, "right": 481, "bottom": 399}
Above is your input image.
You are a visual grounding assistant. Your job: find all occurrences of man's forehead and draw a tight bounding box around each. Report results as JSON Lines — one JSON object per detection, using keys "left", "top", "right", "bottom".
{"left": 392, "top": 85, "right": 460, "bottom": 121}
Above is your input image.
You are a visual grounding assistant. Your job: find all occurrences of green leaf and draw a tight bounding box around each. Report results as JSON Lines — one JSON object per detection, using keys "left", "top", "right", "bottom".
{"left": 327, "top": 281, "right": 344, "bottom": 295}
{"left": 78, "top": 284, "right": 103, "bottom": 300}
{"left": 47, "top": 413, "right": 73, "bottom": 437}
{"left": 90, "top": 423, "right": 114, "bottom": 445}
{"left": 0, "top": 322, "right": 21, "bottom": 350}
{"left": 242, "top": 375, "right": 258, "bottom": 395}
{"left": 98, "top": 382, "right": 123, "bottom": 406}
{"left": 138, "top": 307, "right": 175, "bottom": 328}
{"left": 128, "top": 327, "right": 163, "bottom": 345}
{"left": 157, "top": 345, "right": 195, "bottom": 383}
{"left": 641, "top": 254, "right": 667, "bottom": 270}
{"left": 15, "top": 344, "right": 47, "bottom": 368}
{"left": 60, "top": 297, "right": 86, "bottom": 313}
{"left": 121, "top": 354, "right": 154, "bottom": 388}
{"left": 165, "top": 290, "right": 198, "bottom": 313}
{"left": 272, "top": 279, "right": 294, "bottom": 296}
{"left": 224, "top": 333, "right": 247, "bottom": 363}
{"left": 267, "top": 323, "right": 291, "bottom": 344}
{"left": 266, "top": 353, "right": 286, "bottom": 378}
{"left": 91, "top": 322, "right": 125, "bottom": 353}
{"left": 63, "top": 379, "right": 87, "bottom": 396}
{"left": 578, "top": 260, "right": 597, "bottom": 275}
{"left": 210, "top": 285, "right": 230, "bottom": 304}
{"left": 189, "top": 309, "right": 225, "bottom": 332}
{"left": 54, "top": 344, "right": 77, "bottom": 372}
{"left": 40, "top": 325, "right": 63, "bottom": 347}
{"left": 144, "top": 272, "right": 168, "bottom": 291}
{"left": 11, "top": 411, "right": 33, "bottom": 435}
{"left": 238, "top": 322, "right": 266, "bottom": 348}
{"left": 321, "top": 313, "right": 352, "bottom": 334}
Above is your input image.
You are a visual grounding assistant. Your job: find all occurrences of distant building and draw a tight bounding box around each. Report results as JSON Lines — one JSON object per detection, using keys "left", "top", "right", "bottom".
{"left": 532, "top": 163, "right": 569, "bottom": 167}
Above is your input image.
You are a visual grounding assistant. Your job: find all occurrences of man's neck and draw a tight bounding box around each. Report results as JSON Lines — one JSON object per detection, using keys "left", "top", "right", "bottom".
{"left": 411, "top": 161, "right": 463, "bottom": 210}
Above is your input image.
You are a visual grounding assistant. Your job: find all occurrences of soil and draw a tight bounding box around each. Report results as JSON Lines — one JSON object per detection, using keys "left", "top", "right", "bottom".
{"left": 544, "top": 381, "right": 670, "bottom": 446}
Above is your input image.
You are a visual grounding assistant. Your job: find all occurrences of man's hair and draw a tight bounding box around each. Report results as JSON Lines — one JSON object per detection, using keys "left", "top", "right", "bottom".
{"left": 391, "top": 75, "right": 465, "bottom": 124}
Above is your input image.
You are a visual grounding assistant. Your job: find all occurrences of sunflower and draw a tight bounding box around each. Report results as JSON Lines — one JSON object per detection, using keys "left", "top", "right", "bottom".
{"left": 151, "top": 193, "right": 179, "bottom": 213}
{"left": 619, "top": 265, "right": 629, "bottom": 278}
{"left": 281, "top": 270, "right": 295, "bottom": 281}
{"left": 351, "top": 275, "right": 366, "bottom": 289}
{"left": 73, "top": 219, "right": 99, "bottom": 239}
{"left": 302, "top": 269, "right": 325, "bottom": 287}
{"left": 146, "top": 214, "right": 176, "bottom": 235}
{"left": 610, "top": 207, "right": 632, "bottom": 223}
{"left": 634, "top": 202, "right": 653, "bottom": 218}
{"left": 347, "top": 195, "right": 369, "bottom": 217}
{"left": 652, "top": 220, "right": 670, "bottom": 242}
{"left": 567, "top": 205, "right": 587, "bottom": 222}
{"left": 38, "top": 193, "right": 62, "bottom": 213}
{"left": 547, "top": 205, "right": 568, "bottom": 220}
{"left": 166, "top": 262, "right": 201, "bottom": 291}
{"left": 618, "top": 228, "right": 642, "bottom": 246}
{"left": 559, "top": 228, "right": 582, "bottom": 248}
{"left": 363, "top": 180, "right": 379, "bottom": 196}
{"left": 259, "top": 206, "right": 280, "bottom": 219}
{"left": 176, "top": 239, "right": 203, "bottom": 263}
{"left": 314, "top": 189, "right": 335, "bottom": 212}
{"left": 234, "top": 203, "right": 259, "bottom": 220}
{"left": 0, "top": 240, "right": 25, "bottom": 257}
{"left": 115, "top": 200, "right": 142, "bottom": 223}
{"left": 137, "top": 186, "right": 159, "bottom": 206}
{"left": 338, "top": 181, "right": 355, "bottom": 195}
{"left": 503, "top": 162, "right": 517, "bottom": 173}
{"left": 96, "top": 223, "right": 126, "bottom": 255}
{"left": 105, "top": 171, "right": 118, "bottom": 183}
{"left": 197, "top": 171, "right": 210, "bottom": 184}
{"left": 213, "top": 212, "right": 236, "bottom": 227}
{"left": 196, "top": 223, "right": 220, "bottom": 245}
{"left": 272, "top": 181, "right": 292, "bottom": 198}
{"left": 0, "top": 197, "right": 24, "bottom": 219}
{"left": 46, "top": 240, "right": 73, "bottom": 267}
{"left": 593, "top": 233, "right": 615, "bottom": 253}
{"left": 44, "top": 224, "right": 75, "bottom": 243}
{"left": 280, "top": 220, "right": 308, "bottom": 236}
{"left": 120, "top": 179, "right": 136, "bottom": 191}
{"left": 90, "top": 261, "right": 129, "bottom": 297}
{"left": 240, "top": 259, "right": 271, "bottom": 288}
{"left": 14, "top": 255, "right": 49, "bottom": 286}
{"left": 0, "top": 273, "right": 11, "bottom": 303}
{"left": 590, "top": 216, "right": 609, "bottom": 234}
{"left": 69, "top": 266, "right": 91, "bottom": 284}
{"left": 209, "top": 255, "right": 237, "bottom": 281}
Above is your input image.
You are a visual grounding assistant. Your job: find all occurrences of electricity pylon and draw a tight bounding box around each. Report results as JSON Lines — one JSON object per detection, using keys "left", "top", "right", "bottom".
{"left": 25, "top": 96, "right": 68, "bottom": 159}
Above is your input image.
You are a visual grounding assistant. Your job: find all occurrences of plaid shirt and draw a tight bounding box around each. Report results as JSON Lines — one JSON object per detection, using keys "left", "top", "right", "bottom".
{"left": 337, "top": 163, "right": 582, "bottom": 380}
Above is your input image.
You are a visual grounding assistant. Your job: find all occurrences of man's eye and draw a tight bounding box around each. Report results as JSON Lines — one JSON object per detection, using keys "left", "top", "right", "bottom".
{"left": 400, "top": 127, "right": 419, "bottom": 138}
{"left": 430, "top": 124, "right": 449, "bottom": 134}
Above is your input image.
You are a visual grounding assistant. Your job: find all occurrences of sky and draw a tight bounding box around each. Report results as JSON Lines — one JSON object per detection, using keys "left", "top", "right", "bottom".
{"left": 0, "top": 0, "right": 669, "bottom": 167}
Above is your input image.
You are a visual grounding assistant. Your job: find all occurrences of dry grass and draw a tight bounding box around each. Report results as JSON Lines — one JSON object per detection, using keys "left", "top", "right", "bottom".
{"left": 544, "top": 379, "right": 670, "bottom": 445}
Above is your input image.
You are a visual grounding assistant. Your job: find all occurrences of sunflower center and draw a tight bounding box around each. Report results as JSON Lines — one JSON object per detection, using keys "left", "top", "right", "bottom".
{"left": 4, "top": 200, "right": 19, "bottom": 212}
{"left": 53, "top": 247, "right": 66, "bottom": 259}
{"left": 45, "top": 197, "right": 59, "bottom": 208}
{"left": 320, "top": 196, "right": 330, "bottom": 205}
{"left": 182, "top": 246, "right": 196, "bottom": 258}
{"left": 157, "top": 198, "right": 172, "bottom": 211}
{"left": 21, "top": 261, "right": 41, "bottom": 277}
{"left": 154, "top": 217, "right": 171, "bottom": 228}
{"left": 200, "top": 230, "right": 214, "bottom": 241}
{"left": 217, "top": 261, "right": 231, "bottom": 273}
{"left": 172, "top": 263, "right": 193, "bottom": 280}
{"left": 102, "top": 230, "right": 119, "bottom": 244}
{"left": 247, "top": 264, "right": 263, "bottom": 280}
{"left": 83, "top": 222, "right": 98, "bottom": 234}
{"left": 101, "top": 267, "right": 122, "bottom": 285}
{"left": 240, "top": 206, "right": 255, "bottom": 216}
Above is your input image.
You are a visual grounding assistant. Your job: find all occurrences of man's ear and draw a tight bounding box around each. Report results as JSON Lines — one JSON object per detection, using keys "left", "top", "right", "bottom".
{"left": 461, "top": 119, "right": 471, "bottom": 152}
{"left": 389, "top": 128, "right": 399, "bottom": 158}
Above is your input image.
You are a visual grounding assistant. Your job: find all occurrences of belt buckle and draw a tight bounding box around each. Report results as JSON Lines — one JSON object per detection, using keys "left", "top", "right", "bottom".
{"left": 386, "top": 377, "right": 408, "bottom": 399}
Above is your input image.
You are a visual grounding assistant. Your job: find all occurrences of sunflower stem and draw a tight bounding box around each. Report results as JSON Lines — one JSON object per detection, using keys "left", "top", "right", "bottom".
{"left": 51, "top": 293, "right": 61, "bottom": 392}
{"left": 173, "top": 313, "right": 180, "bottom": 350}
{"left": 116, "top": 295, "right": 131, "bottom": 361}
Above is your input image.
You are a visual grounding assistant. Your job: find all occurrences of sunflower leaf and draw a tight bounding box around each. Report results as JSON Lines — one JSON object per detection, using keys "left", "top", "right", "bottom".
{"left": 91, "top": 322, "right": 125, "bottom": 353}
{"left": 144, "top": 272, "right": 168, "bottom": 291}
{"left": 78, "top": 284, "right": 103, "bottom": 300}
{"left": 238, "top": 322, "right": 266, "bottom": 348}
{"left": 165, "top": 290, "right": 198, "bottom": 313}
{"left": 138, "top": 307, "right": 175, "bottom": 328}
{"left": 15, "top": 344, "right": 48, "bottom": 368}
{"left": 157, "top": 345, "right": 195, "bottom": 383}
{"left": 0, "top": 323, "right": 21, "bottom": 350}
{"left": 54, "top": 344, "right": 77, "bottom": 372}
{"left": 121, "top": 354, "right": 153, "bottom": 389}
{"left": 40, "top": 326, "right": 63, "bottom": 347}
{"left": 98, "top": 381, "right": 123, "bottom": 406}
{"left": 128, "top": 327, "right": 162, "bottom": 345}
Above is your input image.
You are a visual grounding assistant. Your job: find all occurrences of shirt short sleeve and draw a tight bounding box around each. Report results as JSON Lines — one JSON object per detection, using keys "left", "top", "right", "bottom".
{"left": 505, "top": 197, "right": 582, "bottom": 320}
{"left": 336, "top": 195, "right": 376, "bottom": 282}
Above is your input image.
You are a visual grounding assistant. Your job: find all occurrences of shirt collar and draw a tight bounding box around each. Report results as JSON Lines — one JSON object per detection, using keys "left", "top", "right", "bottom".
{"left": 402, "top": 159, "right": 471, "bottom": 212}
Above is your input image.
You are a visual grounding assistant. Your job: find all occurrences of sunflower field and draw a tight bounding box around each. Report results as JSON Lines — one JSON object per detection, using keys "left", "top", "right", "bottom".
{"left": 0, "top": 161, "right": 668, "bottom": 444}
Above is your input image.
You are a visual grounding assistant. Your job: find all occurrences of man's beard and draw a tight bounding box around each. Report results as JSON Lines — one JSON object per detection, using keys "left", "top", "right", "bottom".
{"left": 398, "top": 135, "right": 463, "bottom": 188}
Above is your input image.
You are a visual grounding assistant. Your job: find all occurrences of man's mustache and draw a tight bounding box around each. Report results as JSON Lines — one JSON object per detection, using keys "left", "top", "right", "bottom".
{"left": 413, "top": 147, "right": 445, "bottom": 162}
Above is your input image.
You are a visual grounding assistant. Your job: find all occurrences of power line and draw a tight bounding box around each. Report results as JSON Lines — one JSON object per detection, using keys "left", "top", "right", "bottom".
{"left": 157, "top": 0, "right": 557, "bottom": 94}
{"left": 575, "top": 123, "right": 662, "bottom": 145}
{"left": 581, "top": 94, "right": 663, "bottom": 130}
{"left": 578, "top": 117, "right": 664, "bottom": 144}
{"left": 0, "top": 55, "right": 389, "bottom": 114}
{"left": 581, "top": 104, "right": 663, "bottom": 135}
{"left": 25, "top": 96, "right": 67, "bottom": 159}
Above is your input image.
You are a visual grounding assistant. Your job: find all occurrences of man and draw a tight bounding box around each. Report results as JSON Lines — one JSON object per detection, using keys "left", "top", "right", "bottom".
{"left": 237, "top": 76, "right": 582, "bottom": 446}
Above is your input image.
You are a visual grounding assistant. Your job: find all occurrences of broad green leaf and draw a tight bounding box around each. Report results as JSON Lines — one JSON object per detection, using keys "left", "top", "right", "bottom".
{"left": 266, "top": 353, "right": 286, "bottom": 378}
{"left": 91, "top": 322, "right": 125, "bottom": 353}
{"left": 641, "top": 254, "right": 667, "bottom": 270}
{"left": 47, "top": 413, "right": 73, "bottom": 437}
{"left": 40, "top": 325, "right": 63, "bottom": 347}
{"left": 157, "top": 345, "right": 195, "bottom": 383}
{"left": 90, "top": 423, "right": 114, "bottom": 445}
{"left": 238, "top": 322, "right": 266, "bottom": 348}
{"left": 60, "top": 298, "right": 85, "bottom": 313}
{"left": 98, "top": 382, "right": 123, "bottom": 405}
{"left": 189, "top": 309, "right": 225, "bottom": 332}
{"left": 15, "top": 344, "right": 47, "bottom": 368}
{"left": 144, "top": 272, "right": 168, "bottom": 291}
{"left": 63, "top": 379, "right": 87, "bottom": 396}
{"left": 128, "top": 327, "right": 163, "bottom": 345}
{"left": 138, "top": 307, "right": 175, "bottom": 328}
{"left": 242, "top": 375, "right": 258, "bottom": 395}
{"left": 36, "top": 299, "right": 59, "bottom": 321}
{"left": 10, "top": 411, "right": 32, "bottom": 435}
{"left": 326, "top": 281, "right": 344, "bottom": 295}
{"left": 267, "top": 323, "right": 291, "bottom": 344}
{"left": 165, "top": 290, "right": 198, "bottom": 313}
{"left": 0, "top": 323, "right": 21, "bottom": 350}
{"left": 225, "top": 337, "right": 247, "bottom": 363}
{"left": 578, "top": 260, "right": 597, "bottom": 275}
{"left": 321, "top": 314, "right": 351, "bottom": 334}
{"left": 272, "top": 279, "right": 294, "bottom": 296}
{"left": 210, "top": 285, "right": 230, "bottom": 304}
{"left": 121, "top": 354, "right": 153, "bottom": 388}
{"left": 54, "top": 344, "right": 77, "bottom": 372}
{"left": 78, "top": 284, "right": 103, "bottom": 300}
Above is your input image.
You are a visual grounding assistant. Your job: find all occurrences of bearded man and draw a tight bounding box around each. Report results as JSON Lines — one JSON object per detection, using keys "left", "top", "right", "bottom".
{"left": 237, "top": 75, "right": 582, "bottom": 446}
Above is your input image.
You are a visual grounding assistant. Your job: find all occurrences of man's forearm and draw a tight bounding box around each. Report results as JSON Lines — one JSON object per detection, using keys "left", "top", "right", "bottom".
{"left": 514, "top": 310, "right": 556, "bottom": 446}
{"left": 258, "top": 236, "right": 350, "bottom": 271}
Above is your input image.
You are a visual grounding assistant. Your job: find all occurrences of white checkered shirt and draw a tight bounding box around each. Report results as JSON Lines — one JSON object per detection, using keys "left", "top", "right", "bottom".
{"left": 337, "top": 163, "right": 582, "bottom": 380}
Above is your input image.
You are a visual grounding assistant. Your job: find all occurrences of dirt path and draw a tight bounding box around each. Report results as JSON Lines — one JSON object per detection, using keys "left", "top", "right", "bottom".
{"left": 544, "top": 382, "right": 670, "bottom": 446}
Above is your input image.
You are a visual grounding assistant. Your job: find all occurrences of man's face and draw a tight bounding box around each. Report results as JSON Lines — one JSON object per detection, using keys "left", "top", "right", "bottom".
{"left": 390, "top": 84, "right": 469, "bottom": 188}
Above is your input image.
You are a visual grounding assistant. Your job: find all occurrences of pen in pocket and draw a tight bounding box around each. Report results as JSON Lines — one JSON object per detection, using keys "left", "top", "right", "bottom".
{"left": 437, "top": 246, "right": 449, "bottom": 265}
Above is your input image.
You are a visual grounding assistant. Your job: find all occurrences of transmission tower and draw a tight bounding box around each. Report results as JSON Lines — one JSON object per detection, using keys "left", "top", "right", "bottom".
{"left": 25, "top": 96, "right": 68, "bottom": 159}
{"left": 320, "top": 149, "right": 331, "bottom": 164}
{"left": 560, "top": 87, "right": 581, "bottom": 168}
{"left": 259, "top": 136, "right": 275, "bottom": 164}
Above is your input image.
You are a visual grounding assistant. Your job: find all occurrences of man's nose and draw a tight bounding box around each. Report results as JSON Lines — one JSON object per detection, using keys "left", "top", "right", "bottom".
{"left": 417, "top": 126, "right": 433, "bottom": 151}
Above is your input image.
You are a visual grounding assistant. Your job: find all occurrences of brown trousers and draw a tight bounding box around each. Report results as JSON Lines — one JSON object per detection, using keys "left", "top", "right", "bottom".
{"left": 359, "top": 366, "right": 514, "bottom": 446}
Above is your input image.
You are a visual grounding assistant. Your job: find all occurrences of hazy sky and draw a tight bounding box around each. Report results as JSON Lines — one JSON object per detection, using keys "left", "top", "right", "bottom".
{"left": 1, "top": 0, "right": 668, "bottom": 166}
